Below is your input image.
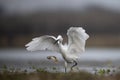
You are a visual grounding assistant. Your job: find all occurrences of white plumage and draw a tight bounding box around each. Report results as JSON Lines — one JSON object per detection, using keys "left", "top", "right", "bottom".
{"left": 25, "top": 27, "right": 89, "bottom": 72}
{"left": 26, "top": 35, "right": 60, "bottom": 52}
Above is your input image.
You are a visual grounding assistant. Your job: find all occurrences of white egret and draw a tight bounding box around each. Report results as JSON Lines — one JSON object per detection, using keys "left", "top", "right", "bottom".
{"left": 25, "top": 27, "right": 89, "bottom": 72}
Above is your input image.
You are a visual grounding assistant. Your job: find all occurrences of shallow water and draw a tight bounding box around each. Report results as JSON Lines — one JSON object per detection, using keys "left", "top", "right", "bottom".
{"left": 0, "top": 47, "right": 120, "bottom": 73}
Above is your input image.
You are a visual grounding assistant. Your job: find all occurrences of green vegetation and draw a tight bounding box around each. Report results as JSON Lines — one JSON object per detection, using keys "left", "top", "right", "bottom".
{"left": 36, "top": 68, "right": 47, "bottom": 73}
{"left": 0, "top": 71, "right": 120, "bottom": 80}
{"left": 0, "top": 64, "right": 120, "bottom": 80}
{"left": 97, "top": 69, "right": 111, "bottom": 76}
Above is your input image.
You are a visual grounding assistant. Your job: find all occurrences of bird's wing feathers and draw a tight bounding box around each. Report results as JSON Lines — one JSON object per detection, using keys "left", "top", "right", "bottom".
{"left": 67, "top": 27, "right": 89, "bottom": 57}
{"left": 25, "top": 35, "right": 60, "bottom": 52}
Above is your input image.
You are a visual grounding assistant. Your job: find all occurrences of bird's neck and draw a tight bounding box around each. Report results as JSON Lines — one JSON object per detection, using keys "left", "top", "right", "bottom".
{"left": 58, "top": 42, "right": 63, "bottom": 50}
{"left": 58, "top": 42, "right": 67, "bottom": 58}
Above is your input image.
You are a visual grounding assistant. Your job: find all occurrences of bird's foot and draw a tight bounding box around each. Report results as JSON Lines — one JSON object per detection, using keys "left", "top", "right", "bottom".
{"left": 70, "top": 67, "right": 79, "bottom": 72}
{"left": 47, "top": 56, "right": 58, "bottom": 63}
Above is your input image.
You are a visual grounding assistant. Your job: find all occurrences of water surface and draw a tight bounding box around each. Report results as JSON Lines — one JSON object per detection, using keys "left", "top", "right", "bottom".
{"left": 0, "top": 47, "right": 120, "bottom": 73}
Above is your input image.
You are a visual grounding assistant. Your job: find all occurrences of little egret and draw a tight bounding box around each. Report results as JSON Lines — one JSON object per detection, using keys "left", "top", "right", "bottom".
{"left": 25, "top": 27, "right": 89, "bottom": 72}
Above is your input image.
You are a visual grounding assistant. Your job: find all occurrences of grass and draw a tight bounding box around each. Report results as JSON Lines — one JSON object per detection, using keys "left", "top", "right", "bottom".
{"left": 0, "top": 71, "right": 93, "bottom": 80}
{"left": 0, "top": 71, "right": 120, "bottom": 80}
{"left": 0, "top": 64, "right": 120, "bottom": 80}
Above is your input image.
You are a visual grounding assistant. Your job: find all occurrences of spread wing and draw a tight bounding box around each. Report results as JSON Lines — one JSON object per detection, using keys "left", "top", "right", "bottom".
{"left": 25, "top": 35, "right": 60, "bottom": 52}
{"left": 67, "top": 27, "right": 89, "bottom": 58}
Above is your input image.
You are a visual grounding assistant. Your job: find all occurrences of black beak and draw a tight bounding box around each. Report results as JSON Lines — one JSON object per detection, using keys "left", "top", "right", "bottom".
{"left": 54, "top": 40, "right": 59, "bottom": 44}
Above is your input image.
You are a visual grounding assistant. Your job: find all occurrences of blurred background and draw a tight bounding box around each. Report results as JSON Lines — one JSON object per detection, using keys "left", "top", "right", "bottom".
{"left": 0, "top": 0, "right": 120, "bottom": 48}
{"left": 0, "top": 0, "right": 120, "bottom": 74}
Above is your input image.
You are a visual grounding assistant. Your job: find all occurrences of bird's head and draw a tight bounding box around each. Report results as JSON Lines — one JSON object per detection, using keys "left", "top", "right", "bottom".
{"left": 57, "top": 35, "right": 63, "bottom": 43}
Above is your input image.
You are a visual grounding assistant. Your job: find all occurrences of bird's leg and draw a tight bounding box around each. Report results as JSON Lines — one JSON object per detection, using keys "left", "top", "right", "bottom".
{"left": 64, "top": 61, "right": 67, "bottom": 73}
{"left": 71, "top": 61, "right": 78, "bottom": 71}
